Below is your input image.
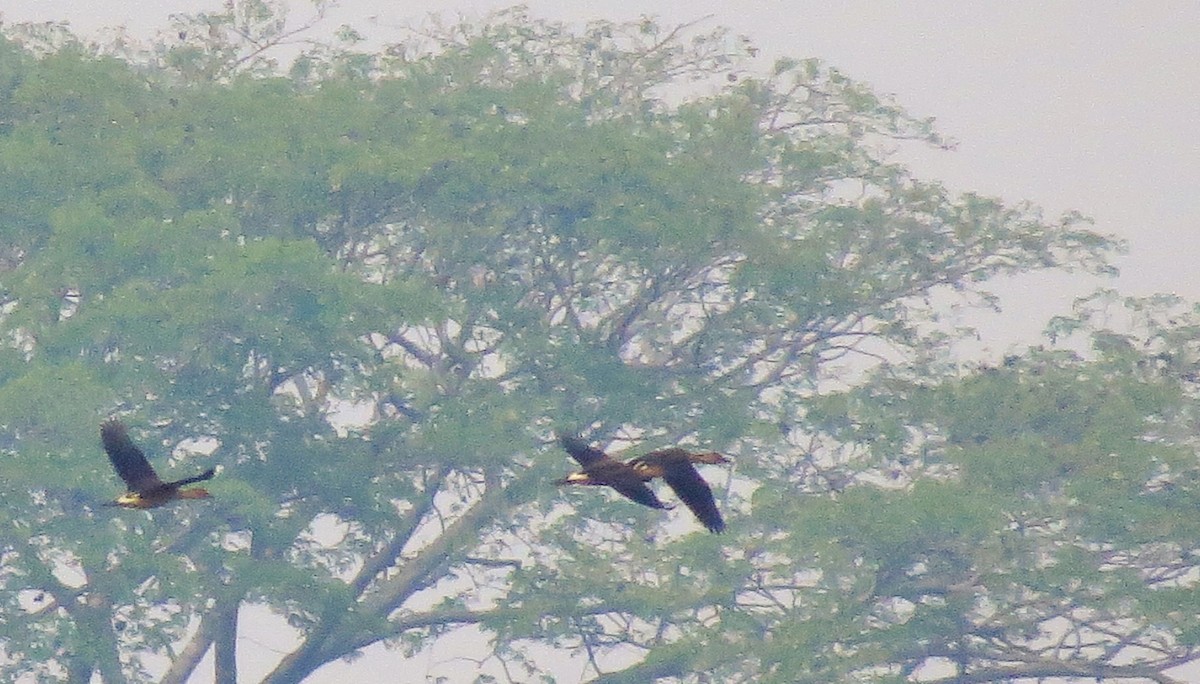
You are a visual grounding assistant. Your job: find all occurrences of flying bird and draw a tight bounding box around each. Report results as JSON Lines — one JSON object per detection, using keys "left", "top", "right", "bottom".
{"left": 556, "top": 435, "right": 729, "bottom": 533}
{"left": 100, "top": 419, "right": 215, "bottom": 509}
{"left": 556, "top": 436, "right": 671, "bottom": 512}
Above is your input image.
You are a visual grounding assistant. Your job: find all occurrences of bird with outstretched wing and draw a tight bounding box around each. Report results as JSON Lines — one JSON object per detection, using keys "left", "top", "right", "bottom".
{"left": 101, "top": 419, "right": 215, "bottom": 509}
{"left": 555, "top": 435, "right": 729, "bottom": 533}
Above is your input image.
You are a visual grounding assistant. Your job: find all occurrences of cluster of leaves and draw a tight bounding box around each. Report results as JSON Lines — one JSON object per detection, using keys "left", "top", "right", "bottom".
{"left": 3, "top": 3, "right": 1194, "bottom": 683}
{"left": 741, "top": 292, "right": 1200, "bottom": 684}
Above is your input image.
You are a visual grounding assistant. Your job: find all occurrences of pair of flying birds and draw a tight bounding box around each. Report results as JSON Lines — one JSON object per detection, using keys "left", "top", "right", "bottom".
{"left": 100, "top": 420, "right": 730, "bottom": 533}
{"left": 555, "top": 435, "right": 730, "bottom": 533}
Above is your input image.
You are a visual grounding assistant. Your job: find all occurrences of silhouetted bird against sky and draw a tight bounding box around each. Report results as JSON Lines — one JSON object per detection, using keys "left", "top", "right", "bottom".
{"left": 556, "top": 435, "right": 729, "bottom": 533}
{"left": 100, "top": 419, "right": 215, "bottom": 509}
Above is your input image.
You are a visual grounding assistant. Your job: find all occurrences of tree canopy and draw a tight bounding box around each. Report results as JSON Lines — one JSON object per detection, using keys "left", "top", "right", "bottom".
{"left": 3, "top": 3, "right": 1197, "bottom": 683}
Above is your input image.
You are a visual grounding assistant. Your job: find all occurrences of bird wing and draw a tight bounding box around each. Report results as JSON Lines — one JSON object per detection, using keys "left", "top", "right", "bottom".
{"left": 558, "top": 435, "right": 610, "bottom": 467}
{"left": 607, "top": 479, "right": 671, "bottom": 510}
{"left": 559, "top": 436, "right": 672, "bottom": 511}
{"left": 165, "top": 468, "right": 217, "bottom": 489}
{"left": 660, "top": 462, "right": 726, "bottom": 533}
{"left": 100, "top": 419, "right": 164, "bottom": 493}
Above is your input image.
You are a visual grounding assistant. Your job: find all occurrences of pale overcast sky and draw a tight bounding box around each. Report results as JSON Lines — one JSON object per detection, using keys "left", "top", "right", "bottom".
{"left": 3, "top": 2, "right": 1198, "bottom": 681}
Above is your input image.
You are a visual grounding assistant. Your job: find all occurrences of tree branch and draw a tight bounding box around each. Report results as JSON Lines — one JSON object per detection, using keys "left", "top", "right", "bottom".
{"left": 261, "top": 469, "right": 510, "bottom": 684}
{"left": 160, "top": 613, "right": 215, "bottom": 684}
{"left": 347, "top": 467, "right": 446, "bottom": 596}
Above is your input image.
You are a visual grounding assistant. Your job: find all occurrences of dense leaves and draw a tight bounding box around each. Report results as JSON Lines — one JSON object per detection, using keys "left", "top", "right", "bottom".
{"left": 3, "top": 4, "right": 1193, "bottom": 683}
{"left": 764, "top": 296, "right": 1200, "bottom": 683}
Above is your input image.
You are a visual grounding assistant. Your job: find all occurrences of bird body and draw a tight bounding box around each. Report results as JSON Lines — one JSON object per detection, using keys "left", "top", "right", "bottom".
{"left": 556, "top": 436, "right": 729, "bottom": 532}
{"left": 101, "top": 419, "right": 215, "bottom": 509}
{"left": 554, "top": 439, "right": 670, "bottom": 510}
{"left": 629, "top": 447, "right": 729, "bottom": 533}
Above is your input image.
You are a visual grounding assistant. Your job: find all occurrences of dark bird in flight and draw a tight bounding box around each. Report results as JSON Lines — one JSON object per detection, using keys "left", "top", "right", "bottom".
{"left": 100, "top": 419, "right": 215, "bottom": 509}
{"left": 556, "top": 436, "right": 671, "bottom": 511}
{"left": 556, "top": 435, "right": 729, "bottom": 533}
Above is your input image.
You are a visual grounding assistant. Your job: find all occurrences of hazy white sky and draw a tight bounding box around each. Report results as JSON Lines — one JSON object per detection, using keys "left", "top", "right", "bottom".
{"left": 3, "top": 1, "right": 1197, "bottom": 681}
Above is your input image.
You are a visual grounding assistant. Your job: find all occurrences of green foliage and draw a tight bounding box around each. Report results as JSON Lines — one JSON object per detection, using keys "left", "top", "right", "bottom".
{"left": 4, "top": 7, "right": 1186, "bottom": 684}
{"left": 771, "top": 316, "right": 1200, "bottom": 682}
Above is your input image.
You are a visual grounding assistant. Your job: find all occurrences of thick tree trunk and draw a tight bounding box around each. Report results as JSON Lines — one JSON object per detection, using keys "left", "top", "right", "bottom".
{"left": 159, "top": 596, "right": 241, "bottom": 684}
{"left": 213, "top": 599, "right": 240, "bottom": 684}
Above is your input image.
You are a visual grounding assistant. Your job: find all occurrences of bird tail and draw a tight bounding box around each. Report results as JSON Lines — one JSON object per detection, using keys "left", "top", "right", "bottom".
{"left": 167, "top": 467, "right": 216, "bottom": 488}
